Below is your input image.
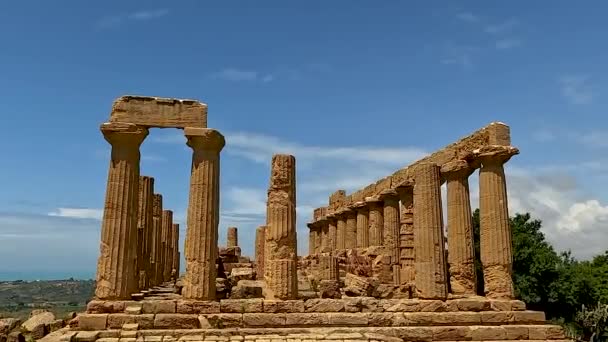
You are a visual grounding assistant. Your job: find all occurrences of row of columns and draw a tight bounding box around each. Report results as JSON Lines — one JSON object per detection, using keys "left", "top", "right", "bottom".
{"left": 307, "top": 145, "right": 518, "bottom": 299}
{"left": 95, "top": 123, "right": 225, "bottom": 300}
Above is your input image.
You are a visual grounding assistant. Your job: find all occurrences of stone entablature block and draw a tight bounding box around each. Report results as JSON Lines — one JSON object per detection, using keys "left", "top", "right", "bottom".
{"left": 110, "top": 95, "right": 207, "bottom": 129}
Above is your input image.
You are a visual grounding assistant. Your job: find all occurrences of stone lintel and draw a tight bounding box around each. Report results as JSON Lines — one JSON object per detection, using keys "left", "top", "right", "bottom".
{"left": 110, "top": 95, "right": 207, "bottom": 129}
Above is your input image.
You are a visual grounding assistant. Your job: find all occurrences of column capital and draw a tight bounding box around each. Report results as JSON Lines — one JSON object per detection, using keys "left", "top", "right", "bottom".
{"left": 342, "top": 207, "right": 357, "bottom": 218}
{"left": 185, "top": 127, "right": 226, "bottom": 152}
{"left": 100, "top": 122, "right": 148, "bottom": 146}
{"left": 365, "top": 195, "right": 383, "bottom": 208}
{"left": 395, "top": 179, "right": 414, "bottom": 193}
{"left": 351, "top": 201, "right": 369, "bottom": 212}
{"left": 475, "top": 145, "right": 519, "bottom": 165}
{"left": 378, "top": 189, "right": 399, "bottom": 203}
{"left": 440, "top": 160, "right": 475, "bottom": 180}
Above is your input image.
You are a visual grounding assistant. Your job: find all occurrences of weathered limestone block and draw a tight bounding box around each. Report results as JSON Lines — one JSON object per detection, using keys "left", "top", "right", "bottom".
{"left": 366, "top": 197, "right": 384, "bottom": 246}
{"left": 136, "top": 176, "right": 154, "bottom": 290}
{"left": 110, "top": 95, "right": 207, "bottom": 129}
{"left": 154, "top": 314, "right": 199, "bottom": 329}
{"left": 441, "top": 159, "right": 477, "bottom": 296}
{"left": 220, "top": 299, "right": 263, "bottom": 313}
{"left": 328, "top": 313, "right": 368, "bottom": 326}
{"left": 284, "top": 313, "right": 329, "bottom": 326}
{"left": 344, "top": 208, "right": 357, "bottom": 249}
{"left": 176, "top": 300, "right": 220, "bottom": 314}
{"left": 106, "top": 314, "right": 154, "bottom": 329}
{"left": 230, "top": 280, "right": 265, "bottom": 299}
{"left": 265, "top": 154, "right": 298, "bottom": 299}
{"left": 318, "top": 280, "right": 341, "bottom": 299}
{"left": 182, "top": 128, "right": 225, "bottom": 300}
{"left": 96, "top": 123, "right": 148, "bottom": 299}
{"left": 344, "top": 273, "right": 375, "bottom": 297}
{"left": 242, "top": 313, "right": 286, "bottom": 327}
{"left": 78, "top": 314, "right": 108, "bottom": 331}
{"left": 353, "top": 202, "right": 369, "bottom": 248}
{"left": 86, "top": 300, "right": 130, "bottom": 313}
{"left": 229, "top": 268, "right": 254, "bottom": 283}
{"left": 227, "top": 227, "right": 238, "bottom": 248}
{"left": 141, "top": 300, "right": 176, "bottom": 314}
{"left": 478, "top": 145, "right": 519, "bottom": 299}
{"left": 255, "top": 226, "right": 266, "bottom": 280}
{"left": 413, "top": 163, "right": 448, "bottom": 300}
{"left": 263, "top": 300, "right": 305, "bottom": 313}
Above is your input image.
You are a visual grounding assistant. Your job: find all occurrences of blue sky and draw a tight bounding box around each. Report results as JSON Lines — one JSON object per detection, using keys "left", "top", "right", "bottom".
{"left": 1, "top": 1, "right": 607, "bottom": 280}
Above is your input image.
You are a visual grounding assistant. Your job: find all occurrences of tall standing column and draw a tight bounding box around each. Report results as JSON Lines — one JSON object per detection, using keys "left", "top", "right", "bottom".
{"left": 396, "top": 184, "right": 415, "bottom": 286}
{"left": 318, "top": 218, "right": 329, "bottom": 253}
{"left": 307, "top": 222, "right": 317, "bottom": 255}
{"left": 227, "top": 227, "right": 238, "bottom": 248}
{"left": 171, "top": 223, "right": 180, "bottom": 277}
{"left": 336, "top": 210, "right": 347, "bottom": 250}
{"left": 413, "top": 163, "right": 448, "bottom": 300}
{"left": 151, "top": 194, "right": 163, "bottom": 286}
{"left": 344, "top": 208, "right": 357, "bottom": 249}
{"left": 136, "top": 176, "right": 154, "bottom": 290}
{"left": 442, "top": 160, "right": 477, "bottom": 296}
{"left": 353, "top": 202, "right": 369, "bottom": 248}
{"left": 95, "top": 123, "right": 148, "bottom": 299}
{"left": 255, "top": 226, "right": 266, "bottom": 280}
{"left": 161, "top": 210, "right": 173, "bottom": 282}
{"left": 182, "top": 128, "right": 225, "bottom": 300}
{"left": 327, "top": 215, "right": 337, "bottom": 250}
{"left": 265, "top": 154, "right": 298, "bottom": 299}
{"left": 478, "top": 145, "right": 519, "bottom": 299}
{"left": 366, "top": 197, "right": 383, "bottom": 246}
{"left": 379, "top": 189, "right": 400, "bottom": 276}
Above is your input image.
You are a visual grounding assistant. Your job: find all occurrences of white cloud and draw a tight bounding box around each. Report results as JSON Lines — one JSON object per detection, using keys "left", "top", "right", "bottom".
{"left": 484, "top": 19, "right": 518, "bottom": 34}
{"left": 558, "top": 74, "right": 594, "bottom": 104}
{"left": 495, "top": 38, "right": 522, "bottom": 50}
{"left": 128, "top": 9, "right": 169, "bottom": 21}
{"left": 48, "top": 208, "right": 103, "bottom": 220}
{"left": 212, "top": 68, "right": 259, "bottom": 82}
{"left": 440, "top": 43, "right": 479, "bottom": 68}
{"left": 456, "top": 12, "right": 479, "bottom": 23}
{"left": 97, "top": 9, "right": 169, "bottom": 29}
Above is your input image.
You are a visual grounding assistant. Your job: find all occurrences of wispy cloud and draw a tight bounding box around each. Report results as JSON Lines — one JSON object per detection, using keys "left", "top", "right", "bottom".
{"left": 495, "top": 38, "right": 522, "bottom": 50}
{"left": 558, "top": 74, "right": 594, "bottom": 105}
{"left": 484, "top": 19, "right": 518, "bottom": 34}
{"left": 48, "top": 208, "right": 103, "bottom": 220}
{"left": 211, "top": 68, "right": 261, "bottom": 82}
{"left": 440, "top": 43, "right": 479, "bottom": 68}
{"left": 97, "top": 9, "right": 169, "bottom": 29}
{"left": 456, "top": 12, "right": 479, "bottom": 23}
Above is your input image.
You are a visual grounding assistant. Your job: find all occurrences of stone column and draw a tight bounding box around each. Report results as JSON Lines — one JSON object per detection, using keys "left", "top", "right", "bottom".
{"left": 182, "top": 128, "right": 225, "bottom": 300}
{"left": 161, "top": 210, "right": 173, "bottom": 282}
{"left": 319, "top": 254, "right": 339, "bottom": 281}
{"left": 366, "top": 197, "right": 384, "bottom": 246}
{"left": 396, "top": 184, "right": 415, "bottom": 286}
{"left": 227, "top": 227, "right": 238, "bottom": 248}
{"left": 255, "top": 226, "right": 266, "bottom": 279}
{"left": 314, "top": 224, "right": 322, "bottom": 254}
{"left": 441, "top": 160, "right": 477, "bottom": 296}
{"left": 353, "top": 202, "right": 369, "bottom": 248}
{"left": 307, "top": 222, "right": 317, "bottom": 256}
{"left": 151, "top": 194, "right": 163, "bottom": 286}
{"left": 478, "top": 145, "right": 519, "bottom": 299}
{"left": 319, "top": 218, "right": 329, "bottom": 253}
{"left": 327, "top": 215, "right": 337, "bottom": 250}
{"left": 344, "top": 208, "right": 357, "bottom": 249}
{"left": 136, "top": 176, "right": 154, "bottom": 290}
{"left": 265, "top": 154, "right": 298, "bottom": 299}
{"left": 171, "top": 223, "right": 180, "bottom": 277}
{"left": 95, "top": 123, "right": 148, "bottom": 299}
{"left": 413, "top": 163, "right": 448, "bottom": 300}
{"left": 336, "top": 210, "right": 347, "bottom": 250}
{"left": 379, "top": 189, "right": 400, "bottom": 270}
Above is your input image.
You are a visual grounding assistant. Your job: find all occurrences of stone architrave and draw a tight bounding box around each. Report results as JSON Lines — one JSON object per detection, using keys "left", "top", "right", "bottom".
{"left": 136, "top": 176, "right": 154, "bottom": 290}
{"left": 478, "top": 145, "right": 519, "bottom": 299}
{"left": 379, "top": 189, "right": 400, "bottom": 266}
{"left": 441, "top": 159, "right": 477, "bottom": 296}
{"left": 95, "top": 123, "right": 148, "bottom": 300}
{"left": 265, "top": 154, "right": 298, "bottom": 300}
{"left": 182, "top": 128, "right": 225, "bottom": 300}
{"left": 413, "top": 163, "right": 448, "bottom": 300}
{"left": 227, "top": 227, "right": 238, "bottom": 248}
{"left": 353, "top": 202, "right": 369, "bottom": 248}
{"left": 171, "top": 223, "right": 180, "bottom": 276}
{"left": 336, "top": 211, "right": 347, "bottom": 250}
{"left": 396, "top": 184, "right": 415, "bottom": 286}
{"left": 255, "top": 226, "right": 266, "bottom": 279}
{"left": 151, "top": 194, "right": 163, "bottom": 286}
{"left": 344, "top": 208, "right": 357, "bottom": 249}
{"left": 327, "top": 215, "right": 337, "bottom": 250}
{"left": 161, "top": 210, "right": 173, "bottom": 282}
{"left": 366, "top": 196, "right": 384, "bottom": 246}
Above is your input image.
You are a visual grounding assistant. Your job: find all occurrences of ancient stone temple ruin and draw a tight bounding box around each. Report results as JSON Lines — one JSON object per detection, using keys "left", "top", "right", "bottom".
{"left": 64, "top": 95, "right": 571, "bottom": 342}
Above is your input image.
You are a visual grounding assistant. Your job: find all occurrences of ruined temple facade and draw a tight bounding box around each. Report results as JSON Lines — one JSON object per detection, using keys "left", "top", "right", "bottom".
{"left": 71, "top": 99, "right": 569, "bottom": 342}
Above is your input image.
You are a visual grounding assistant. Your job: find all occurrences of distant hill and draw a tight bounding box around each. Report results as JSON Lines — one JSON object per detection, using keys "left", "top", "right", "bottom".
{"left": 0, "top": 279, "right": 95, "bottom": 320}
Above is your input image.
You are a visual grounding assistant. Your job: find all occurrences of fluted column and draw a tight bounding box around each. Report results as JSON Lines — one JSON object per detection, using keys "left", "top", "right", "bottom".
{"left": 182, "top": 128, "right": 225, "bottom": 300}
{"left": 442, "top": 160, "right": 477, "bottom": 296}
{"left": 161, "top": 210, "right": 173, "bottom": 282}
{"left": 136, "top": 176, "right": 154, "bottom": 290}
{"left": 478, "top": 145, "right": 519, "bottom": 299}
{"left": 366, "top": 197, "right": 383, "bottom": 246}
{"left": 95, "top": 123, "right": 148, "bottom": 299}
{"left": 327, "top": 215, "right": 338, "bottom": 251}
{"left": 413, "top": 163, "right": 448, "bottom": 300}
{"left": 171, "top": 223, "right": 180, "bottom": 278}
{"left": 336, "top": 210, "right": 347, "bottom": 250}
{"left": 379, "top": 189, "right": 400, "bottom": 267}
{"left": 227, "top": 227, "right": 238, "bottom": 248}
{"left": 344, "top": 208, "right": 357, "bottom": 249}
{"left": 314, "top": 224, "right": 322, "bottom": 254}
{"left": 150, "top": 194, "right": 163, "bottom": 286}
{"left": 319, "top": 254, "right": 339, "bottom": 281}
{"left": 255, "top": 226, "right": 266, "bottom": 280}
{"left": 319, "top": 217, "right": 330, "bottom": 253}
{"left": 307, "top": 222, "right": 317, "bottom": 256}
{"left": 265, "top": 154, "right": 298, "bottom": 299}
{"left": 396, "top": 184, "right": 415, "bottom": 286}
{"left": 353, "top": 202, "right": 369, "bottom": 248}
